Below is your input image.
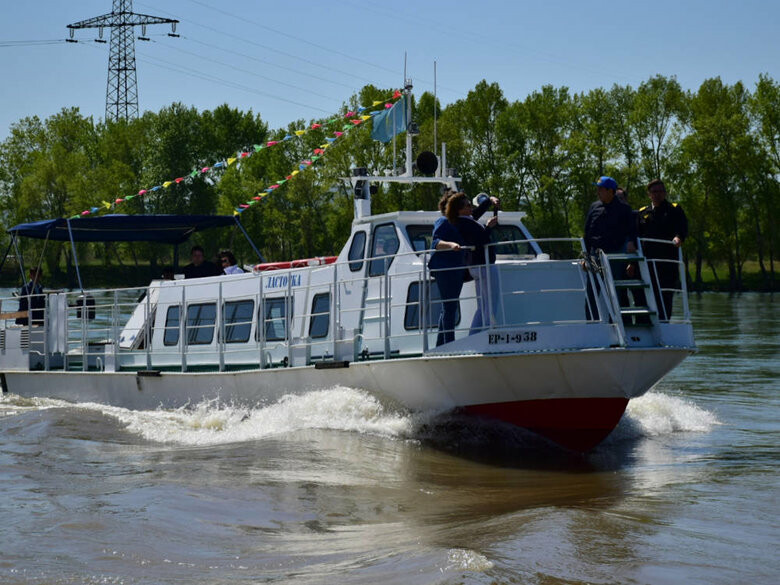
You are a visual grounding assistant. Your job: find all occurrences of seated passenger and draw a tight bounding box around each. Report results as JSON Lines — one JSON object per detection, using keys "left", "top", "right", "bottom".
{"left": 183, "top": 245, "right": 221, "bottom": 279}
{"left": 219, "top": 250, "right": 244, "bottom": 275}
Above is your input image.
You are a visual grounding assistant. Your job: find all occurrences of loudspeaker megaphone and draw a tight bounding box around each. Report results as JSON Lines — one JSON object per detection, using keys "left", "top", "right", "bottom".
{"left": 415, "top": 151, "right": 438, "bottom": 175}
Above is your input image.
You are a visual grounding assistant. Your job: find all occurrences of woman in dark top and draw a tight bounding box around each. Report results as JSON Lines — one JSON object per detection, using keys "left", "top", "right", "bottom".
{"left": 447, "top": 193, "right": 501, "bottom": 334}
{"left": 428, "top": 191, "right": 465, "bottom": 346}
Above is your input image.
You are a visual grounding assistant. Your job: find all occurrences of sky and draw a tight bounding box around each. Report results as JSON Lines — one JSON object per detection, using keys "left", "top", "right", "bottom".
{"left": 1, "top": 0, "right": 779, "bottom": 140}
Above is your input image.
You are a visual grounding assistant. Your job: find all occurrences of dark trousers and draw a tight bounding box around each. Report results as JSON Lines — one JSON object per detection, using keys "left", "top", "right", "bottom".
{"left": 631, "top": 261, "right": 678, "bottom": 321}
{"left": 584, "top": 255, "right": 629, "bottom": 322}
{"left": 433, "top": 268, "right": 464, "bottom": 346}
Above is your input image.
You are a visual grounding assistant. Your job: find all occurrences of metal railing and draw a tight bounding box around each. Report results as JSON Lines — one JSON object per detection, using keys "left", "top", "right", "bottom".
{"left": 0, "top": 235, "right": 690, "bottom": 372}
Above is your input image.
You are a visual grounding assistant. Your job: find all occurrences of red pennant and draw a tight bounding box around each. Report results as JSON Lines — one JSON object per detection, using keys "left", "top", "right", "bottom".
{"left": 253, "top": 196, "right": 263, "bottom": 201}
{"left": 333, "top": 131, "right": 343, "bottom": 137}
{"left": 239, "top": 204, "right": 250, "bottom": 209}
{"left": 285, "top": 175, "right": 293, "bottom": 180}
{"left": 175, "top": 177, "right": 184, "bottom": 183}
{"left": 351, "top": 119, "right": 363, "bottom": 125}
{"left": 345, "top": 111, "right": 355, "bottom": 118}
{"left": 81, "top": 210, "right": 90, "bottom": 216}
{"left": 385, "top": 103, "right": 392, "bottom": 109}
{"left": 201, "top": 167, "right": 210, "bottom": 173}
{"left": 115, "top": 198, "right": 124, "bottom": 204}
{"left": 313, "top": 148, "right": 324, "bottom": 155}
{"left": 269, "top": 184, "right": 280, "bottom": 189}
{"left": 392, "top": 90, "right": 402, "bottom": 99}
{"left": 267, "top": 141, "right": 278, "bottom": 147}
{"left": 138, "top": 189, "right": 147, "bottom": 196}
{"left": 311, "top": 123, "right": 322, "bottom": 129}
{"left": 240, "top": 152, "right": 250, "bottom": 158}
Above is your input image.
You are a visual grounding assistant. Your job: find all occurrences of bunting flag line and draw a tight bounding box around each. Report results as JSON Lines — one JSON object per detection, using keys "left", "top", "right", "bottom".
{"left": 70, "top": 91, "right": 404, "bottom": 219}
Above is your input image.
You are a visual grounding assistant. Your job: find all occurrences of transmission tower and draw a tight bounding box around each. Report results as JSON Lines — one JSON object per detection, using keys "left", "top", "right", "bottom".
{"left": 67, "top": 0, "right": 178, "bottom": 122}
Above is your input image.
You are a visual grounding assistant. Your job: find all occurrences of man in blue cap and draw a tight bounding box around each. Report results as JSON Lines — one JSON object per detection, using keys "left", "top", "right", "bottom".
{"left": 584, "top": 176, "right": 635, "bottom": 256}
{"left": 582, "top": 176, "right": 635, "bottom": 320}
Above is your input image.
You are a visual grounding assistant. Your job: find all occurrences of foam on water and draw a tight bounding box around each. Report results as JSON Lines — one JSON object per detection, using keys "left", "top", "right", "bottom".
{"left": 2, "top": 387, "right": 719, "bottom": 447}
{"left": 609, "top": 390, "right": 720, "bottom": 443}
{"left": 76, "top": 387, "right": 416, "bottom": 446}
{"left": 445, "top": 548, "right": 494, "bottom": 572}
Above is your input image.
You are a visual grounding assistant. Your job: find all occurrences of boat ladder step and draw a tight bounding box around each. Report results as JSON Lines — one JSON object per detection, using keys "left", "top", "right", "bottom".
{"left": 619, "top": 306, "right": 656, "bottom": 316}
{"left": 605, "top": 254, "right": 645, "bottom": 261}
{"left": 613, "top": 279, "right": 650, "bottom": 289}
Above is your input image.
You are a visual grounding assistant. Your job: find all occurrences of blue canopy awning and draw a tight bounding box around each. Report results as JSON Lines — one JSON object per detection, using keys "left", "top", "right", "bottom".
{"left": 7, "top": 214, "right": 238, "bottom": 244}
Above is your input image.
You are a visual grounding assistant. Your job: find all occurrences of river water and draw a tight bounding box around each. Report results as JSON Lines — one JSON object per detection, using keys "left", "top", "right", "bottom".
{"left": 0, "top": 293, "right": 777, "bottom": 584}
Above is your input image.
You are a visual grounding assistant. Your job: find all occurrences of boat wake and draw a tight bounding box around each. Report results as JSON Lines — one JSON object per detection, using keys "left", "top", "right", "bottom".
{"left": 1, "top": 387, "right": 718, "bottom": 448}
{"left": 605, "top": 391, "right": 720, "bottom": 444}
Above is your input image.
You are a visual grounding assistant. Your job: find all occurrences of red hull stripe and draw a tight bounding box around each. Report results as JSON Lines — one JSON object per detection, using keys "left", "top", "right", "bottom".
{"left": 463, "top": 397, "right": 629, "bottom": 452}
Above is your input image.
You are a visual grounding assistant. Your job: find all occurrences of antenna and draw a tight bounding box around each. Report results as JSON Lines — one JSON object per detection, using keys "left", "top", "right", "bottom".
{"left": 67, "top": 0, "right": 179, "bottom": 122}
{"left": 433, "top": 60, "right": 438, "bottom": 159}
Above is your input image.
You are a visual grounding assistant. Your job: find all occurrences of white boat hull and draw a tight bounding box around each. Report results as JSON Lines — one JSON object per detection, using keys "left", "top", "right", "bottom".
{"left": 1, "top": 345, "right": 691, "bottom": 451}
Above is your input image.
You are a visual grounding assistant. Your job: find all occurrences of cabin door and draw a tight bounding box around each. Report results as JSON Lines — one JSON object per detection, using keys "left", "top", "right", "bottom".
{"left": 360, "top": 223, "right": 400, "bottom": 358}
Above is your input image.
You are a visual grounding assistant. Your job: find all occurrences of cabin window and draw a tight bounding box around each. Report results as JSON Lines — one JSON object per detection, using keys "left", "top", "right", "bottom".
{"left": 406, "top": 225, "right": 433, "bottom": 253}
{"left": 262, "top": 298, "right": 290, "bottom": 342}
{"left": 368, "top": 223, "right": 400, "bottom": 277}
{"left": 186, "top": 303, "right": 216, "bottom": 345}
{"left": 223, "top": 300, "right": 254, "bottom": 343}
{"left": 309, "top": 293, "right": 330, "bottom": 339}
{"left": 404, "top": 281, "right": 460, "bottom": 330}
{"left": 489, "top": 225, "right": 533, "bottom": 257}
{"left": 348, "top": 231, "right": 367, "bottom": 272}
{"left": 163, "top": 305, "right": 180, "bottom": 346}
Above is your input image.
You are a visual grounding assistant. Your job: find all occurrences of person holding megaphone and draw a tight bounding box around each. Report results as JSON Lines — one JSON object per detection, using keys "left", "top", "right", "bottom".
{"left": 445, "top": 192, "right": 501, "bottom": 335}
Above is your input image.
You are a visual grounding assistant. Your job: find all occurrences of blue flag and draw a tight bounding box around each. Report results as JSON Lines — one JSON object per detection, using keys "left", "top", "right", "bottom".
{"left": 371, "top": 96, "right": 407, "bottom": 143}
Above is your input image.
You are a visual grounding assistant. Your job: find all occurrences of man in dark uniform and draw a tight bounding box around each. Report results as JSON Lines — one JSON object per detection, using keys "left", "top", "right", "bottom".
{"left": 16, "top": 267, "right": 45, "bottom": 326}
{"left": 636, "top": 179, "right": 688, "bottom": 320}
{"left": 584, "top": 176, "right": 636, "bottom": 256}
{"left": 582, "top": 176, "right": 635, "bottom": 320}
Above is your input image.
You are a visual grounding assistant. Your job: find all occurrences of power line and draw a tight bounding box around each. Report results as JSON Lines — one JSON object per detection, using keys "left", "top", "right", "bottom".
{"left": 132, "top": 49, "right": 335, "bottom": 114}
{"left": 186, "top": 37, "right": 357, "bottom": 91}
{"left": 343, "top": 0, "right": 642, "bottom": 87}
{"left": 75, "top": 40, "right": 338, "bottom": 118}
{"left": 152, "top": 37, "right": 344, "bottom": 102}
{"left": 184, "top": 0, "right": 402, "bottom": 78}
{"left": 0, "top": 39, "right": 68, "bottom": 47}
{"left": 135, "top": 1, "right": 388, "bottom": 87}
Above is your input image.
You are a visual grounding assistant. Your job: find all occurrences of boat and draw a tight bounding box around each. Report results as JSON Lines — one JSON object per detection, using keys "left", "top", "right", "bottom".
{"left": 0, "top": 87, "right": 696, "bottom": 452}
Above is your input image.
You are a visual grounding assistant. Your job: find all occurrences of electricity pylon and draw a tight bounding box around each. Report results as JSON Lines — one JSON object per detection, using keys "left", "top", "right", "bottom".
{"left": 67, "top": 0, "right": 178, "bottom": 122}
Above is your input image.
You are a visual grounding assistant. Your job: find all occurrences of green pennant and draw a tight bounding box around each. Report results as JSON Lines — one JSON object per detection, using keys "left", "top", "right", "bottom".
{"left": 190, "top": 170, "right": 199, "bottom": 178}
{"left": 254, "top": 144, "right": 264, "bottom": 151}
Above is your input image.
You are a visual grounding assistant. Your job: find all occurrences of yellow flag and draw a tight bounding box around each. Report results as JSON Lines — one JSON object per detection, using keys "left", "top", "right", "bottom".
{"left": 227, "top": 157, "right": 237, "bottom": 166}
{"left": 291, "top": 170, "right": 300, "bottom": 176}
{"left": 320, "top": 143, "right": 328, "bottom": 148}
{"left": 102, "top": 201, "right": 111, "bottom": 210}
{"left": 163, "top": 181, "right": 173, "bottom": 188}
{"left": 295, "top": 130, "right": 306, "bottom": 136}
{"left": 372, "top": 100, "right": 382, "bottom": 106}
{"left": 361, "top": 115, "right": 371, "bottom": 121}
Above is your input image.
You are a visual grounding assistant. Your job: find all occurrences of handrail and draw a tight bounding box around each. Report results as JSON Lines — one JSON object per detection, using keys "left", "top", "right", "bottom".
{"left": 0, "top": 233, "right": 694, "bottom": 373}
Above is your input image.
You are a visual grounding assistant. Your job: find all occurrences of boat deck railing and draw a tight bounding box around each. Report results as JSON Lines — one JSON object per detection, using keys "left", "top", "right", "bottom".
{"left": 0, "top": 236, "right": 690, "bottom": 372}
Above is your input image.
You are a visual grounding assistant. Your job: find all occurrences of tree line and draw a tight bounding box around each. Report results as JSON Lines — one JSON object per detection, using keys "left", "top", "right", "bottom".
{"left": 0, "top": 74, "right": 776, "bottom": 291}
